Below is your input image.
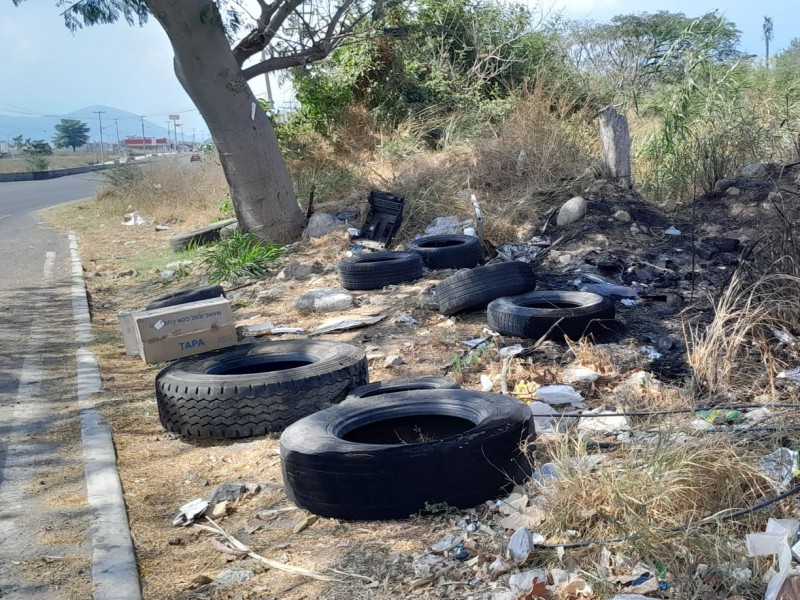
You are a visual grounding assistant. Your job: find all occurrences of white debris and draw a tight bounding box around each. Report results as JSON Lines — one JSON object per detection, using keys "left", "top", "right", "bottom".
{"left": 747, "top": 518, "right": 800, "bottom": 600}
{"left": 431, "top": 533, "right": 463, "bottom": 553}
{"left": 528, "top": 401, "right": 573, "bottom": 433}
{"left": 412, "top": 553, "right": 443, "bottom": 578}
{"left": 499, "top": 344, "right": 524, "bottom": 357}
{"left": 480, "top": 374, "right": 493, "bottom": 391}
{"left": 509, "top": 569, "right": 548, "bottom": 593}
{"left": 643, "top": 346, "right": 662, "bottom": 359}
{"left": 620, "top": 298, "right": 637, "bottom": 307}
{"left": 122, "top": 211, "right": 150, "bottom": 226}
{"left": 562, "top": 366, "right": 600, "bottom": 386}
{"left": 777, "top": 367, "right": 800, "bottom": 381}
{"left": 384, "top": 355, "right": 404, "bottom": 368}
{"left": 577, "top": 406, "right": 630, "bottom": 433}
{"left": 760, "top": 448, "right": 799, "bottom": 492}
{"left": 507, "top": 527, "right": 533, "bottom": 562}
{"left": 665, "top": 226, "right": 681, "bottom": 236}
{"left": 395, "top": 314, "right": 420, "bottom": 325}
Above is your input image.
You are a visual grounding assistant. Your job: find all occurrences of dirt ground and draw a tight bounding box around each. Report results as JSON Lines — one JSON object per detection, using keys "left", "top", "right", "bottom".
{"left": 42, "top": 163, "right": 800, "bottom": 600}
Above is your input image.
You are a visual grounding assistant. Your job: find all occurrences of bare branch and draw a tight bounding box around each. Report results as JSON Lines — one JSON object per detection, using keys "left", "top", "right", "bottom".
{"left": 233, "top": 0, "right": 304, "bottom": 66}
{"left": 242, "top": 45, "right": 329, "bottom": 78}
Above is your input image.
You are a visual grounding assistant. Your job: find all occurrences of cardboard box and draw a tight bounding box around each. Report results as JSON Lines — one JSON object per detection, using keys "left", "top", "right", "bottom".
{"left": 118, "top": 297, "right": 237, "bottom": 364}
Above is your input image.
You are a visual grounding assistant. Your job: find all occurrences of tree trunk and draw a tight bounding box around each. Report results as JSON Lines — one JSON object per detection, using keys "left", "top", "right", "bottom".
{"left": 145, "top": 0, "right": 306, "bottom": 243}
{"left": 598, "top": 106, "right": 632, "bottom": 189}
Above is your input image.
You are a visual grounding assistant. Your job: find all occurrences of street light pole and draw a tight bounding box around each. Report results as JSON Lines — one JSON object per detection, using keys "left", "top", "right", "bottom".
{"left": 140, "top": 115, "right": 147, "bottom": 155}
{"left": 93, "top": 110, "right": 106, "bottom": 163}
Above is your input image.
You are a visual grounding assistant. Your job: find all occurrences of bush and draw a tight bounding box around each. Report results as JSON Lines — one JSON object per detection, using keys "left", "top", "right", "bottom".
{"left": 203, "top": 229, "right": 284, "bottom": 283}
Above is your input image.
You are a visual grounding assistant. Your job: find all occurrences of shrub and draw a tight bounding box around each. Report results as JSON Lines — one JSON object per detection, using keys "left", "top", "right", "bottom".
{"left": 203, "top": 229, "right": 284, "bottom": 283}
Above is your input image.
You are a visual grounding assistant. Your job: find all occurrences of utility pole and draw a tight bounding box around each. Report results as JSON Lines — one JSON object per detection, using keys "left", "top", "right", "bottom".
{"left": 166, "top": 121, "right": 172, "bottom": 151}
{"left": 261, "top": 49, "right": 274, "bottom": 106}
{"left": 93, "top": 110, "right": 106, "bottom": 163}
{"left": 140, "top": 115, "right": 147, "bottom": 155}
{"left": 192, "top": 127, "right": 196, "bottom": 148}
{"left": 113, "top": 118, "right": 121, "bottom": 149}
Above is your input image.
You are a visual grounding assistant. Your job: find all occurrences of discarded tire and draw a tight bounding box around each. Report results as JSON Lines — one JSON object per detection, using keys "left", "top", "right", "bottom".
{"left": 281, "top": 389, "right": 533, "bottom": 520}
{"left": 155, "top": 340, "right": 367, "bottom": 439}
{"left": 145, "top": 284, "right": 226, "bottom": 311}
{"left": 436, "top": 262, "right": 536, "bottom": 316}
{"left": 337, "top": 252, "right": 424, "bottom": 290}
{"left": 487, "top": 290, "right": 615, "bottom": 341}
{"left": 408, "top": 235, "right": 481, "bottom": 270}
{"left": 169, "top": 218, "right": 238, "bottom": 252}
{"left": 345, "top": 376, "right": 460, "bottom": 401}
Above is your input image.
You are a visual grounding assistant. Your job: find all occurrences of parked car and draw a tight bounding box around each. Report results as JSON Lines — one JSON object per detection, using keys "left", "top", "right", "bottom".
{"left": 189, "top": 154, "right": 202, "bottom": 162}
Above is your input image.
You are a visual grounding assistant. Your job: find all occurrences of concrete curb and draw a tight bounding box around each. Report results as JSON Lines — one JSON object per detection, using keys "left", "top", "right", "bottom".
{"left": 69, "top": 233, "right": 142, "bottom": 600}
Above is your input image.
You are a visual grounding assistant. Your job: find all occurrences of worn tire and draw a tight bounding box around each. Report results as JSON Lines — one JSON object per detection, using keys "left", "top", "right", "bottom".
{"left": 145, "top": 284, "right": 226, "bottom": 311}
{"left": 155, "top": 340, "right": 368, "bottom": 439}
{"left": 408, "top": 235, "right": 481, "bottom": 270}
{"left": 280, "top": 389, "right": 533, "bottom": 520}
{"left": 487, "top": 290, "right": 615, "bottom": 341}
{"left": 337, "top": 252, "right": 424, "bottom": 290}
{"left": 169, "top": 218, "right": 238, "bottom": 252}
{"left": 345, "top": 376, "right": 460, "bottom": 401}
{"left": 436, "top": 262, "right": 536, "bottom": 316}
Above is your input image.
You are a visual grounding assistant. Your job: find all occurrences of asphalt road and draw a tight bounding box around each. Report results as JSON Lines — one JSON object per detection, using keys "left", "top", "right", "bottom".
{"left": 0, "top": 172, "right": 104, "bottom": 220}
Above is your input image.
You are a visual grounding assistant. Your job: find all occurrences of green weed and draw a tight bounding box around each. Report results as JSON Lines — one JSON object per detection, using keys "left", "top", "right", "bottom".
{"left": 203, "top": 229, "right": 284, "bottom": 283}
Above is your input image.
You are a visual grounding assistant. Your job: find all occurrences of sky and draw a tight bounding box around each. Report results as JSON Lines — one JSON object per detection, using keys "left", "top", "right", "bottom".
{"left": 0, "top": 0, "right": 796, "bottom": 145}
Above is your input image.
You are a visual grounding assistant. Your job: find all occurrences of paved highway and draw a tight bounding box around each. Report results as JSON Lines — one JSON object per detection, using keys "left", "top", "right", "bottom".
{"left": 0, "top": 172, "right": 104, "bottom": 220}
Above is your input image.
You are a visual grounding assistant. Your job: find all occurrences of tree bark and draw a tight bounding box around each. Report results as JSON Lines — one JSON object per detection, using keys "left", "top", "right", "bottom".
{"left": 598, "top": 105, "right": 632, "bottom": 189}
{"left": 145, "top": 0, "right": 306, "bottom": 243}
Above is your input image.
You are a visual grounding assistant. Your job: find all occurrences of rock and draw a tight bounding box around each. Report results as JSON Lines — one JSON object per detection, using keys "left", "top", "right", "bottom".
{"left": 303, "top": 212, "right": 343, "bottom": 239}
{"left": 209, "top": 501, "right": 228, "bottom": 519}
{"left": 557, "top": 253, "right": 573, "bottom": 265}
{"left": 507, "top": 527, "right": 533, "bottom": 562}
{"left": 562, "top": 366, "right": 600, "bottom": 386}
{"left": 277, "top": 261, "right": 317, "bottom": 281}
{"left": 166, "top": 260, "right": 192, "bottom": 270}
{"left": 694, "top": 242, "right": 718, "bottom": 260}
{"left": 536, "top": 385, "right": 583, "bottom": 405}
{"left": 154, "top": 224, "right": 170, "bottom": 232}
{"left": 556, "top": 196, "right": 587, "bottom": 226}
{"left": 714, "top": 178, "right": 736, "bottom": 193}
{"left": 215, "top": 568, "right": 254, "bottom": 589}
{"left": 160, "top": 270, "right": 175, "bottom": 280}
{"left": 117, "top": 269, "right": 135, "bottom": 278}
{"left": 384, "top": 355, "right": 404, "bottom": 368}
{"left": 207, "top": 482, "right": 247, "bottom": 505}
{"left": 656, "top": 336, "right": 674, "bottom": 351}
{"left": 613, "top": 209, "right": 631, "bottom": 223}
{"left": 661, "top": 198, "right": 677, "bottom": 212}
{"left": 740, "top": 163, "right": 767, "bottom": 178}
{"left": 509, "top": 569, "right": 548, "bottom": 593}
{"left": 726, "top": 186, "right": 741, "bottom": 196}
{"left": 293, "top": 288, "right": 353, "bottom": 314}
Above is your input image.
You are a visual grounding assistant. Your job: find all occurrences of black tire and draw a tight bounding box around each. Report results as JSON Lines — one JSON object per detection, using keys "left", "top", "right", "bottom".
{"left": 345, "top": 376, "right": 460, "bottom": 401}
{"left": 487, "top": 290, "right": 615, "bottom": 341}
{"left": 408, "top": 235, "right": 481, "bottom": 270}
{"left": 145, "top": 284, "right": 226, "bottom": 311}
{"left": 169, "top": 218, "right": 238, "bottom": 252}
{"left": 155, "top": 340, "right": 368, "bottom": 439}
{"left": 337, "top": 252, "right": 424, "bottom": 290}
{"left": 436, "top": 262, "right": 536, "bottom": 316}
{"left": 280, "top": 389, "right": 533, "bottom": 520}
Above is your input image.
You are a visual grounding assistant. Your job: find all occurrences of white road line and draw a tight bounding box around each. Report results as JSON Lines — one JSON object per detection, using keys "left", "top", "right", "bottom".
{"left": 0, "top": 214, "right": 10, "bottom": 221}
{"left": 68, "top": 234, "right": 141, "bottom": 600}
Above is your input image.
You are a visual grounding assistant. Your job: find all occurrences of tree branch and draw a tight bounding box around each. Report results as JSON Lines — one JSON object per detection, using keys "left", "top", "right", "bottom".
{"left": 233, "top": 0, "right": 305, "bottom": 66}
{"left": 242, "top": 45, "right": 329, "bottom": 78}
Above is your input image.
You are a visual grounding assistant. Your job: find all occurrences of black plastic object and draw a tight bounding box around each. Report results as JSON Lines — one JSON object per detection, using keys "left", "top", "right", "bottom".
{"left": 487, "top": 290, "right": 615, "bottom": 341}
{"left": 155, "top": 340, "right": 367, "bottom": 439}
{"left": 353, "top": 191, "right": 405, "bottom": 248}
{"left": 146, "top": 284, "right": 226, "bottom": 311}
{"left": 280, "top": 389, "right": 534, "bottom": 520}
{"left": 436, "top": 262, "right": 536, "bottom": 316}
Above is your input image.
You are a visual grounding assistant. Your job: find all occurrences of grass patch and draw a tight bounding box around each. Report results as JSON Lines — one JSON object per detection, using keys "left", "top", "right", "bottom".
{"left": 203, "top": 229, "right": 285, "bottom": 283}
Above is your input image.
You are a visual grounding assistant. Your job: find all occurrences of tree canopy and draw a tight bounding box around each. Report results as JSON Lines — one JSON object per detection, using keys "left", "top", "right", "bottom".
{"left": 53, "top": 119, "right": 90, "bottom": 151}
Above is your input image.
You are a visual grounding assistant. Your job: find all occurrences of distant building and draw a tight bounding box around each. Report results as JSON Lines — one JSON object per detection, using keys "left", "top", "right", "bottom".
{"left": 123, "top": 137, "right": 169, "bottom": 152}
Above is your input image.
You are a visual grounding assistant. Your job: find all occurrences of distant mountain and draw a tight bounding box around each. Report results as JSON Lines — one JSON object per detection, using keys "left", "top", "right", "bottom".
{"left": 0, "top": 105, "right": 169, "bottom": 146}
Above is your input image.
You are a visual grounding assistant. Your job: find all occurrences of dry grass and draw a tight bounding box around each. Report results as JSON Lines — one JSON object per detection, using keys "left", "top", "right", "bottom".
{"left": 0, "top": 152, "right": 103, "bottom": 173}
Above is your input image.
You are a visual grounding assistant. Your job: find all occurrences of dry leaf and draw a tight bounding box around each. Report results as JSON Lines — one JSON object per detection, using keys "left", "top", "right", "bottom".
{"left": 523, "top": 578, "right": 552, "bottom": 600}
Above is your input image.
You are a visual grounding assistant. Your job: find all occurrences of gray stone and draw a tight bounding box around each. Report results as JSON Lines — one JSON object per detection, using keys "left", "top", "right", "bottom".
{"left": 215, "top": 568, "right": 254, "bottom": 589}
{"left": 207, "top": 482, "right": 246, "bottom": 505}
{"left": 556, "top": 196, "right": 587, "bottom": 226}
{"left": 293, "top": 288, "right": 354, "bottom": 314}
{"left": 277, "top": 261, "right": 317, "bottom": 281}
{"left": 303, "top": 212, "right": 343, "bottom": 239}
{"left": 613, "top": 209, "right": 631, "bottom": 223}
{"left": 507, "top": 527, "right": 533, "bottom": 562}
{"left": 384, "top": 355, "right": 404, "bottom": 368}
{"left": 726, "top": 186, "right": 741, "bottom": 196}
{"left": 740, "top": 163, "right": 767, "bottom": 178}
{"left": 714, "top": 178, "right": 736, "bottom": 193}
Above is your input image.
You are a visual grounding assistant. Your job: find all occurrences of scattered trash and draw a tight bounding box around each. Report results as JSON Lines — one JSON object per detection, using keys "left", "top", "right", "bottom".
{"left": 453, "top": 546, "right": 470, "bottom": 561}
{"left": 771, "top": 327, "right": 798, "bottom": 346}
{"left": 528, "top": 401, "right": 572, "bottom": 434}
{"left": 620, "top": 298, "right": 637, "bottom": 307}
{"left": 431, "top": 533, "right": 464, "bottom": 553}
{"left": 384, "top": 355, "right": 404, "bottom": 368}
{"left": 509, "top": 569, "right": 548, "bottom": 593}
{"left": 160, "top": 269, "right": 175, "bottom": 280}
{"left": 294, "top": 288, "right": 354, "bottom": 315}
{"left": 480, "top": 374, "right": 493, "bottom": 391}
{"left": 516, "top": 149, "right": 527, "bottom": 173}
{"left": 536, "top": 384, "right": 584, "bottom": 405}
{"left": 642, "top": 346, "right": 662, "bottom": 359}
{"left": 303, "top": 212, "right": 343, "bottom": 239}
{"left": 499, "top": 344, "right": 524, "bottom": 358}
{"left": 495, "top": 239, "right": 550, "bottom": 263}
{"left": 336, "top": 210, "right": 358, "bottom": 221}
{"left": 580, "top": 283, "right": 638, "bottom": 298}
{"left": 664, "top": 226, "right": 681, "bottom": 236}
{"left": 777, "top": 368, "right": 800, "bottom": 382}
{"left": 425, "top": 216, "right": 472, "bottom": 236}
{"left": 577, "top": 406, "right": 630, "bottom": 434}
{"left": 746, "top": 518, "right": 800, "bottom": 600}
{"left": 239, "top": 323, "right": 305, "bottom": 337}
{"left": 507, "top": 527, "right": 534, "bottom": 562}
{"left": 531, "top": 462, "right": 561, "bottom": 485}
{"left": 697, "top": 409, "right": 742, "bottom": 424}
{"left": 759, "top": 448, "right": 799, "bottom": 492}
{"left": 395, "top": 314, "right": 419, "bottom": 325}
{"left": 462, "top": 338, "right": 491, "bottom": 349}
{"left": 172, "top": 498, "right": 209, "bottom": 527}
{"left": 467, "top": 522, "right": 480, "bottom": 533}
{"left": 309, "top": 314, "right": 386, "bottom": 336}
{"left": 122, "top": 211, "right": 150, "bottom": 226}
{"left": 562, "top": 366, "right": 600, "bottom": 386}
{"left": 154, "top": 224, "right": 170, "bottom": 231}
{"left": 412, "top": 553, "right": 443, "bottom": 577}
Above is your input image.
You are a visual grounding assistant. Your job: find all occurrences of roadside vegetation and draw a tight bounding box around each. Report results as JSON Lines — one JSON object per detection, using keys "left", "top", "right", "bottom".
{"left": 57, "top": 5, "right": 800, "bottom": 599}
